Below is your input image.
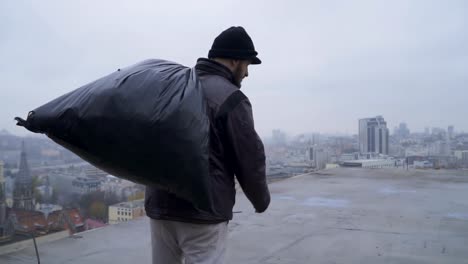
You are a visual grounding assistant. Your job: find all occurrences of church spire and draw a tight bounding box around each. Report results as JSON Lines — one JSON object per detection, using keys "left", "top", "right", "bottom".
{"left": 17, "top": 141, "right": 32, "bottom": 184}
{"left": 13, "top": 141, "right": 34, "bottom": 210}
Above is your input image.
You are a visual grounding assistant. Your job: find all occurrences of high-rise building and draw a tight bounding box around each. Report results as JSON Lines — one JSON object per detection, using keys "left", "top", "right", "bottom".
{"left": 308, "top": 147, "right": 329, "bottom": 170}
{"left": 0, "top": 161, "right": 6, "bottom": 226}
{"left": 431, "top": 127, "right": 446, "bottom": 136}
{"left": 312, "top": 133, "right": 320, "bottom": 146}
{"left": 13, "top": 142, "right": 34, "bottom": 211}
{"left": 424, "top": 127, "right": 430, "bottom": 135}
{"left": 359, "top": 116, "right": 389, "bottom": 155}
{"left": 272, "top": 129, "right": 287, "bottom": 146}
{"left": 448, "top": 126, "right": 454, "bottom": 139}
{"left": 314, "top": 149, "right": 329, "bottom": 170}
{"left": 394, "top": 122, "right": 410, "bottom": 138}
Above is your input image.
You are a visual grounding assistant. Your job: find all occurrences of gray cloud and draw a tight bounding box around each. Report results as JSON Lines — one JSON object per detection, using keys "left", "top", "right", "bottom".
{"left": 1, "top": 0, "right": 467, "bottom": 137}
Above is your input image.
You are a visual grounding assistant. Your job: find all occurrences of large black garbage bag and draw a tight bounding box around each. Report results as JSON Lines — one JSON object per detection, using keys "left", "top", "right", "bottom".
{"left": 15, "top": 59, "right": 212, "bottom": 210}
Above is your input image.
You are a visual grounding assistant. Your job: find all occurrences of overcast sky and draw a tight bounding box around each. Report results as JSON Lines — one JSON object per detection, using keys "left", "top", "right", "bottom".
{"left": 1, "top": 0, "right": 467, "bottom": 138}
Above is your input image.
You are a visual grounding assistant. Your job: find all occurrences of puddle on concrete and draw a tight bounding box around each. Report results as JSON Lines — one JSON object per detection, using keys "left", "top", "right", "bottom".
{"left": 283, "top": 213, "right": 316, "bottom": 224}
{"left": 446, "top": 213, "right": 468, "bottom": 220}
{"left": 274, "top": 195, "right": 297, "bottom": 201}
{"left": 379, "top": 186, "right": 417, "bottom": 194}
{"left": 301, "top": 197, "right": 349, "bottom": 208}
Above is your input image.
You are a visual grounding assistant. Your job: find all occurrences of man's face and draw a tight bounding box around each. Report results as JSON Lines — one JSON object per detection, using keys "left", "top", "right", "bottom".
{"left": 232, "top": 60, "right": 250, "bottom": 88}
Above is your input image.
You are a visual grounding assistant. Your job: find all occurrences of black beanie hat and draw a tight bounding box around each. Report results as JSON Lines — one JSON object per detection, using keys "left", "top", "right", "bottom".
{"left": 208, "top": 26, "right": 261, "bottom": 65}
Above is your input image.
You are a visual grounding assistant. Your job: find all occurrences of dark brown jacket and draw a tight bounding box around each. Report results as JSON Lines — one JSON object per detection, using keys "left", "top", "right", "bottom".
{"left": 144, "top": 58, "right": 270, "bottom": 223}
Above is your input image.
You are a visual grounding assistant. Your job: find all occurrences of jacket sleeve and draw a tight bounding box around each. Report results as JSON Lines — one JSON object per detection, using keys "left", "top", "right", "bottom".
{"left": 225, "top": 98, "right": 271, "bottom": 213}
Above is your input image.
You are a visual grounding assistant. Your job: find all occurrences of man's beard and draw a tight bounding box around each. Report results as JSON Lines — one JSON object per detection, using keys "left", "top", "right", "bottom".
{"left": 232, "top": 66, "right": 244, "bottom": 88}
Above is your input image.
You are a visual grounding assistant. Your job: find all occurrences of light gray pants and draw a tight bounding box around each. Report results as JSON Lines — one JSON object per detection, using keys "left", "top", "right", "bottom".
{"left": 150, "top": 219, "right": 228, "bottom": 264}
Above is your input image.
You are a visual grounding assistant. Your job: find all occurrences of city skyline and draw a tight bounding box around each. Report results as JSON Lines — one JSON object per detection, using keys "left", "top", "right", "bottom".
{"left": 0, "top": 119, "right": 464, "bottom": 139}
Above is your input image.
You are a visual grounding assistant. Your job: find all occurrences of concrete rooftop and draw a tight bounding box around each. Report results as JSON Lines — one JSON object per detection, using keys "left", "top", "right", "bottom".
{"left": 2, "top": 168, "right": 468, "bottom": 263}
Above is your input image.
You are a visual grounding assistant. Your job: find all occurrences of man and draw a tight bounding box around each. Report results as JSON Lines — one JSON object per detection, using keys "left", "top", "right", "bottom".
{"left": 145, "top": 26, "right": 271, "bottom": 264}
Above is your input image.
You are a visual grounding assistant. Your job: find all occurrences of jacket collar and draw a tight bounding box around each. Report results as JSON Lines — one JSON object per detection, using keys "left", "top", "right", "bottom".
{"left": 195, "top": 58, "right": 239, "bottom": 88}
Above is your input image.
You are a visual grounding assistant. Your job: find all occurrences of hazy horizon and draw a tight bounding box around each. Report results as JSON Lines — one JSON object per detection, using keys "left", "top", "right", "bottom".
{"left": 2, "top": 1, "right": 467, "bottom": 138}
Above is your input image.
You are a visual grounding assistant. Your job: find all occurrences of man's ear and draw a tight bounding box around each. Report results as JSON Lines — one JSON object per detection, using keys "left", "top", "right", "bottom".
{"left": 231, "top": 59, "right": 240, "bottom": 68}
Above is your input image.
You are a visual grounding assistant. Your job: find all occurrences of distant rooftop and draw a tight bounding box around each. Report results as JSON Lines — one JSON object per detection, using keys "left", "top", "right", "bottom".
{"left": 2, "top": 168, "right": 468, "bottom": 263}
{"left": 109, "top": 199, "right": 144, "bottom": 209}
{"left": 345, "top": 159, "right": 395, "bottom": 164}
{"left": 73, "top": 177, "right": 101, "bottom": 183}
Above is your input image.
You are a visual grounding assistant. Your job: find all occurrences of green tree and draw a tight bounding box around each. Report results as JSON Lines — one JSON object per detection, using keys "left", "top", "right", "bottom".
{"left": 104, "top": 190, "right": 121, "bottom": 206}
{"left": 32, "top": 176, "right": 43, "bottom": 204}
{"left": 34, "top": 191, "right": 43, "bottom": 204}
{"left": 32, "top": 175, "right": 42, "bottom": 189}
{"left": 50, "top": 188, "right": 58, "bottom": 204}
{"left": 79, "top": 191, "right": 104, "bottom": 210}
{"left": 127, "top": 191, "right": 145, "bottom": 202}
{"left": 89, "top": 201, "right": 107, "bottom": 220}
